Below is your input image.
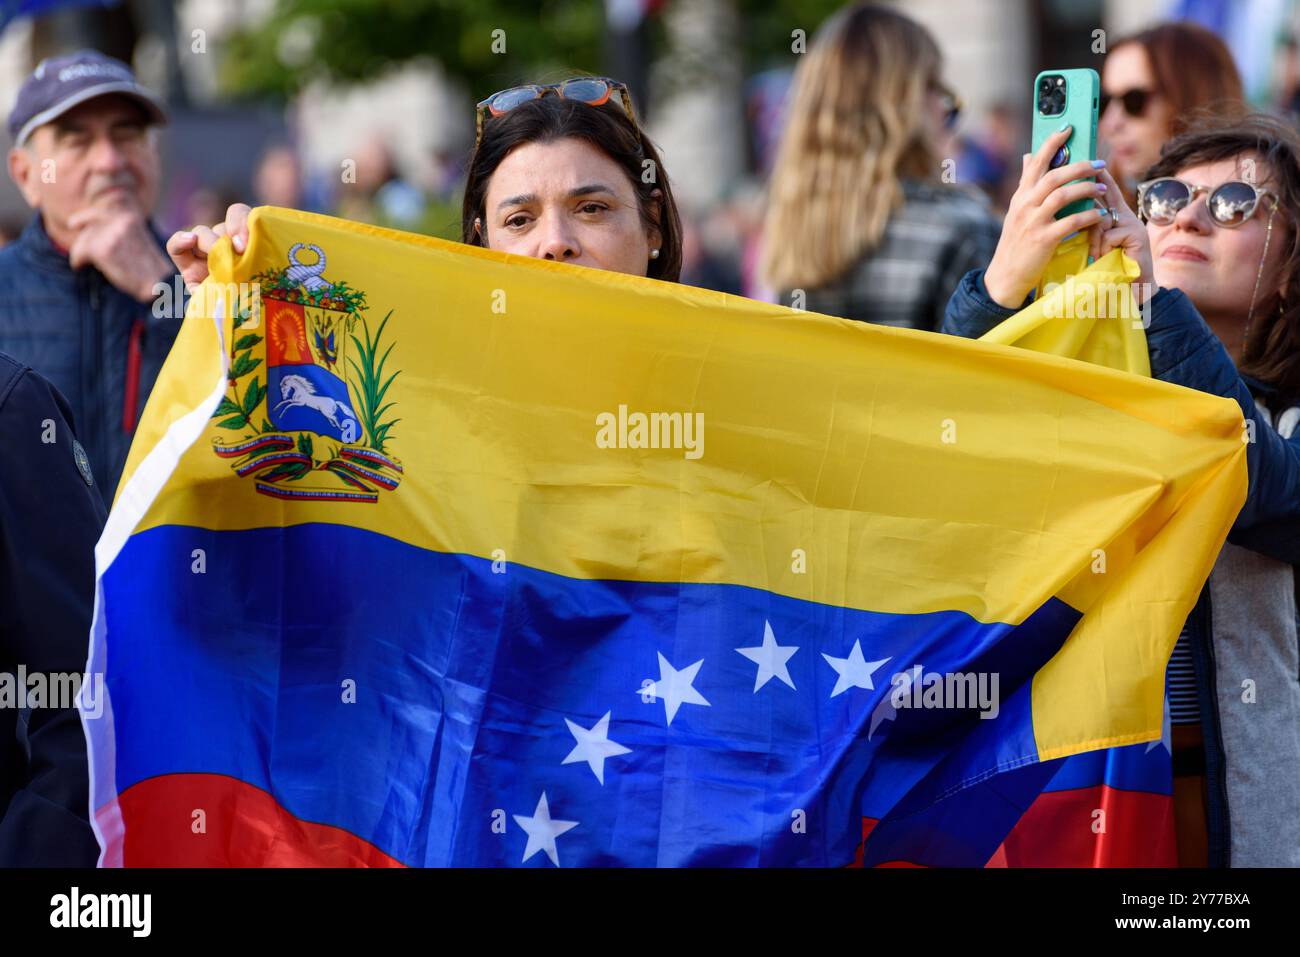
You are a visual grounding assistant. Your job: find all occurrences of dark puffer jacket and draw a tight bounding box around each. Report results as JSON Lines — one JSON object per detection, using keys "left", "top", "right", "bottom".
{"left": 0, "top": 351, "right": 105, "bottom": 865}
{"left": 0, "top": 214, "right": 183, "bottom": 504}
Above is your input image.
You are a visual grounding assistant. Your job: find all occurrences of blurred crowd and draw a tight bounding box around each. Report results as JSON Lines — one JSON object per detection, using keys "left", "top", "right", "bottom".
{"left": 5, "top": 10, "right": 1291, "bottom": 298}
{"left": 9, "top": 9, "right": 1300, "bottom": 299}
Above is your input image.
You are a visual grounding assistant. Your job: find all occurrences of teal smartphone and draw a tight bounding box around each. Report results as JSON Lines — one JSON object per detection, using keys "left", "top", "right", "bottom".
{"left": 1030, "top": 69, "right": 1100, "bottom": 219}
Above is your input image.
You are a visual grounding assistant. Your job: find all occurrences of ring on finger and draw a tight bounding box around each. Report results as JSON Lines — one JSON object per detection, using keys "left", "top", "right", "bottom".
{"left": 1107, "top": 206, "right": 1119, "bottom": 228}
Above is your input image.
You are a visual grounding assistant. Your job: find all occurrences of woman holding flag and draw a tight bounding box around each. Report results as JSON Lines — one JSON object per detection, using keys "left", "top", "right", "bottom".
{"left": 166, "top": 70, "right": 1300, "bottom": 869}
{"left": 943, "top": 113, "right": 1300, "bottom": 867}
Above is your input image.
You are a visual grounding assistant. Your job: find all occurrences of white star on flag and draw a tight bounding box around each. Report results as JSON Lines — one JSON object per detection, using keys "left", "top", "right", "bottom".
{"left": 1146, "top": 695, "right": 1172, "bottom": 755}
{"left": 822, "top": 639, "right": 891, "bottom": 698}
{"left": 638, "top": 652, "right": 711, "bottom": 726}
{"left": 513, "top": 792, "right": 579, "bottom": 867}
{"left": 736, "top": 620, "right": 799, "bottom": 692}
{"left": 563, "top": 711, "right": 632, "bottom": 784}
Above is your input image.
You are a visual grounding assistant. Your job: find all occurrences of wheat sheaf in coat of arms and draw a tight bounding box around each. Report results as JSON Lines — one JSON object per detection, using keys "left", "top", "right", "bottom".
{"left": 210, "top": 241, "right": 403, "bottom": 503}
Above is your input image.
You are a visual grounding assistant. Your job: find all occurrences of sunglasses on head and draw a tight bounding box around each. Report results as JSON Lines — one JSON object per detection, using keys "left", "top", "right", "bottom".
{"left": 475, "top": 77, "right": 638, "bottom": 147}
{"left": 1100, "top": 87, "right": 1154, "bottom": 118}
{"left": 1137, "top": 177, "right": 1278, "bottom": 228}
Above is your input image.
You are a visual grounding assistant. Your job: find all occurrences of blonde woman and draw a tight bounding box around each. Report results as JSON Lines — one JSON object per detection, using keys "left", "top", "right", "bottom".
{"left": 761, "top": 3, "right": 999, "bottom": 330}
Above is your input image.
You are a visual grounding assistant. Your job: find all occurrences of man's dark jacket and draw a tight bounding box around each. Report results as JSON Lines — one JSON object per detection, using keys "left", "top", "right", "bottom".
{"left": 0, "top": 214, "right": 182, "bottom": 503}
{"left": 0, "top": 351, "right": 105, "bottom": 865}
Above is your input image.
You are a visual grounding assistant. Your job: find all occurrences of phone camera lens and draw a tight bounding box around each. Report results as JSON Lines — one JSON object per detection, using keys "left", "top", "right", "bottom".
{"left": 1038, "top": 75, "right": 1067, "bottom": 116}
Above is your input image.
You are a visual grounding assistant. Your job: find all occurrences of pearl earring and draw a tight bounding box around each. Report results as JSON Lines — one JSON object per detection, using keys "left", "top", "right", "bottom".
{"left": 650, "top": 248, "right": 660, "bottom": 260}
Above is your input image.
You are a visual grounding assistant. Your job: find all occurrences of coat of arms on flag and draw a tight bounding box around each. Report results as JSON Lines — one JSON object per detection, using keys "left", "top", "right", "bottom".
{"left": 211, "top": 241, "right": 403, "bottom": 503}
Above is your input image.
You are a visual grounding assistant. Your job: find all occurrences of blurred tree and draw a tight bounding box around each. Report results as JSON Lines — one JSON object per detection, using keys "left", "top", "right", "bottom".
{"left": 218, "top": 0, "right": 845, "bottom": 108}
{"left": 220, "top": 0, "right": 606, "bottom": 102}
{"left": 736, "top": 0, "right": 845, "bottom": 70}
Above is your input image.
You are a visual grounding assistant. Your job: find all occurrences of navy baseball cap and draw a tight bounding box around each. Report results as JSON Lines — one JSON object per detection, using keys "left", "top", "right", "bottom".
{"left": 7, "top": 50, "right": 167, "bottom": 148}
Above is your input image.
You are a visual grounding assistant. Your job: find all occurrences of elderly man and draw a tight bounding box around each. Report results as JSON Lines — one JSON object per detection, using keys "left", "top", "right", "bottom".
{"left": 1, "top": 50, "right": 183, "bottom": 503}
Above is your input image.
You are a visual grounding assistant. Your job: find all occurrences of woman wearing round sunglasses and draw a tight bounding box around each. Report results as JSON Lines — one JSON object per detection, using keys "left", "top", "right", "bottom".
{"left": 168, "top": 76, "right": 683, "bottom": 286}
{"left": 944, "top": 112, "right": 1300, "bottom": 868}
{"left": 1098, "top": 22, "right": 1243, "bottom": 206}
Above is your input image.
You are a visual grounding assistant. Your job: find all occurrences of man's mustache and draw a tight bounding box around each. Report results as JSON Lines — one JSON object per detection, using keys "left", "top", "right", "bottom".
{"left": 86, "top": 174, "right": 141, "bottom": 202}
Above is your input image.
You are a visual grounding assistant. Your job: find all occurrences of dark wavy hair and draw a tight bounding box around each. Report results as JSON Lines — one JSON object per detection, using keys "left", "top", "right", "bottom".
{"left": 461, "top": 92, "right": 683, "bottom": 282}
{"left": 1142, "top": 112, "right": 1300, "bottom": 399}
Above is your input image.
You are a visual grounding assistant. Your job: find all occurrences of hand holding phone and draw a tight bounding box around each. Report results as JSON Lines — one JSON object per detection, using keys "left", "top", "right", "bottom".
{"left": 982, "top": 129, "right": 1110, "bottom": 308}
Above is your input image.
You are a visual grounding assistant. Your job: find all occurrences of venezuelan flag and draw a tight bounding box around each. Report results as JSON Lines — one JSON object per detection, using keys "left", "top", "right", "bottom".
{"left": 83, "top": 208, "right": 1245, "bottom": 867}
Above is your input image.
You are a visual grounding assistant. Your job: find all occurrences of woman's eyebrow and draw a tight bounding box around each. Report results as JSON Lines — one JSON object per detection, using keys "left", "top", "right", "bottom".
{"left": 569, "top": 184, "right": 616, "bottom": 198}
{"left": 497, "top": 184, "right": 618, "bottom": 211}
{"left": 497, "top": 192, "right": 537, "bottom": 210}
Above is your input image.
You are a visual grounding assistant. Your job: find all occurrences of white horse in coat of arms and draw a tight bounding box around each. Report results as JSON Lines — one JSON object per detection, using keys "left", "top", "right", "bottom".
{"left": 273, "top": 373, "right": 360, "bottom": 443}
